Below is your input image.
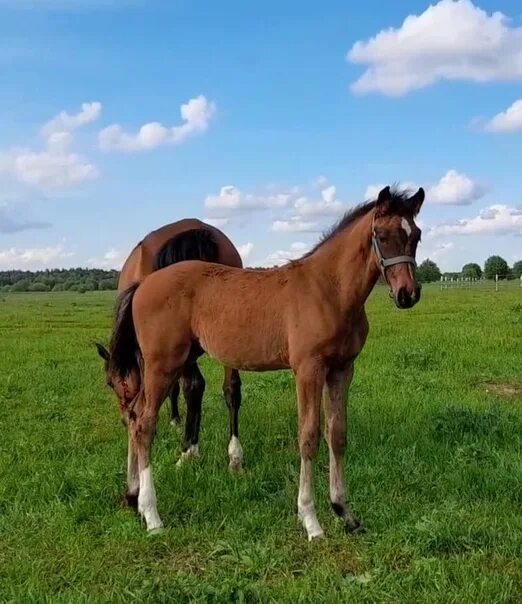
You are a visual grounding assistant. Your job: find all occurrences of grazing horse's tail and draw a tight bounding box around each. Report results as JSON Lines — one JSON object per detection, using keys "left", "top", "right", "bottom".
{"left": 152, "top": 228, "right": 219, "bottom": 270}
{"left": 109, "top": 282, "right": 141, "bottom": 380}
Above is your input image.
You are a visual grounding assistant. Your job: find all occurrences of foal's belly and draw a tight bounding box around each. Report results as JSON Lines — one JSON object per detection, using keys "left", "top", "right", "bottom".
{"left": 195, "top": 321, "right": 289, "bottom": 372}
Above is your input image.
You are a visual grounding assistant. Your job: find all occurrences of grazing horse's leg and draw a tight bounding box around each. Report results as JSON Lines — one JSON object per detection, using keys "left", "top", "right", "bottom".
{"left": 125, "top": 428, "right": 139, "bottom": 509}
{"left": 324, "top": 364, "right": 362, "bottom": 533}
{"left": 131, "top": 366, "right": 172, "bottom": 532}
{"left": 223, "top": 367, "right": 243, "bottom": 473}
{"left": 296, "top": 360, "right": 325, "bottom": 541}
{"left": 169, "top": 380, "right": 182, "bottom": 426}
{"left": 176, "top": 363, "right": 205, "bottom": 466}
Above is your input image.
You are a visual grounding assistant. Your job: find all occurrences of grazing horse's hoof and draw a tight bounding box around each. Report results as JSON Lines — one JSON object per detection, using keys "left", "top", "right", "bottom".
{"left": 147, "top": 526, "right": 165, "bottom": 536}
{"left": 124, "top": 491, "right": 139, "bottom": 510}
{"left": 345, "top": 519, "right": 365, "bottom": 535}
{"left": 170, "top": 416, "right": 182, "bottom": 427}
{"left": 175, "top": 444, "right": 200, "bottom": 468}
{"left": 228, "top": 460, "right": 245, "bottom": 474}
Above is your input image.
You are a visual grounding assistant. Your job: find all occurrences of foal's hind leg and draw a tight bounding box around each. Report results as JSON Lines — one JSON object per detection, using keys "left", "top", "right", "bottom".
{"left": 169, "top": 380, "right": 182, "bottom": 426}
{"left": 323, "top": 363, "right": 362, "bottom": 533}
{"left": 295, "top": 360, "right": 325, "bottom": 540}
{"left": 223, "top": 367, "right": 243, "bottom": 473}
{"left": 176, "top": 363, "right": 205, "bottom": 467}
{"left": 130, "top": 365, "right": 174, "bottom": 532}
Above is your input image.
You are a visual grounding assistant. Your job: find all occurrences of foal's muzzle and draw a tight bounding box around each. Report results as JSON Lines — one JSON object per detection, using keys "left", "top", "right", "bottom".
{"left": 394, "top": 285, "right": 421, "bottom": 309}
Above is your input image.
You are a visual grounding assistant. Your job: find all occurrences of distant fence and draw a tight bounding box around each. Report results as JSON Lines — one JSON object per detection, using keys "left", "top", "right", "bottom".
{"left": 438, "top": 276, "right": 522, "bottom": 291}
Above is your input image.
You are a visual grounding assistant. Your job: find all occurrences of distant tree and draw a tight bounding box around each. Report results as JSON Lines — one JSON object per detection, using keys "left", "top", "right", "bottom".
{"left": 28, "top": 282, "right": 50, "bottom": 292}
{"left": 99, "top": 277, "right": 118, "bottom": 291}
{"left": 484, "top": 255, "right": 509, "bottom": 280}
{"left": 462, "top": 263, "right": 482, "bottom": 280}
{"left": 416, "top": 259, "right": 441, "bottom": 283}
{"left": 512, "top": 260, "right": 522, "bottom": 279}
{"left": 11, "top": 279, "right": 31, "bottom": 292}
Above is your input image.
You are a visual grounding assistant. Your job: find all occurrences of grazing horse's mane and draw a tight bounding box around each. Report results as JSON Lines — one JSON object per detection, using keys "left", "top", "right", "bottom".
{"left": 304, "top": 187, "right": 412, "bottom": 258}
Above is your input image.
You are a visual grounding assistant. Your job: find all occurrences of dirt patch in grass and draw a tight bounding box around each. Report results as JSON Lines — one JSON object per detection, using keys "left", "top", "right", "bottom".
{"left": 481, "top": 382, "right": 522, "bottom": 399}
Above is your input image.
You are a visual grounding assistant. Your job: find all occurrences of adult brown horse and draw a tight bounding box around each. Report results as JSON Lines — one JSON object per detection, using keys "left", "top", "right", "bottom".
{"left": 105, "top": 186, "right": 424, "bottom": 538}
{"left": 96, "top": 219, "right": 244, "bottom": 474}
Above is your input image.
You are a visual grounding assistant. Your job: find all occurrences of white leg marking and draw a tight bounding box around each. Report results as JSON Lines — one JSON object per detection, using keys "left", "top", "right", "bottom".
{"left": 297, "top": 458, "right": 324, "bottom": 541}
{"left": 228, "top": 435, "right": 244, "bottom": 473}
{"left": 401, "top": 217, "right": 412, "bottom": 237}
{"left": 175, "top": 444, "right": 200, "bottom": 467}
{"left": 138, "top": 466, "right": 163, "bottom": 531}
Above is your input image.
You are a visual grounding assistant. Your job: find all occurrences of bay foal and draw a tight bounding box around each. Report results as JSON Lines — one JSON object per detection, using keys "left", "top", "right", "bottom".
{"left": 97, "top": 219, "right": 244, "bottom": 473}
{"left": 108, "top": 186, "right": 424, "bottom": 538}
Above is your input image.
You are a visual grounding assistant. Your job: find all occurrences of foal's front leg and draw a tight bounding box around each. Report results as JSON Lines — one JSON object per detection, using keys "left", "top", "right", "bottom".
{"left": 324, "top": 364, "right": 362, "bottom": 533}
{"left": 295, "top": 361, "right": 325, "bottom": 541}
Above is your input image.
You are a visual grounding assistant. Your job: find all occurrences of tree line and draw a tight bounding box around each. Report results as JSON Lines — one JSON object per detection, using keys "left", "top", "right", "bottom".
{"left": 1, "top": 255, "right": 521, "bottom": 292}
{"left": 0, "top": 268, "right": 119, "bottom": 293}
{"left": 417, "top": 256, "right": 522, "bottom": 283}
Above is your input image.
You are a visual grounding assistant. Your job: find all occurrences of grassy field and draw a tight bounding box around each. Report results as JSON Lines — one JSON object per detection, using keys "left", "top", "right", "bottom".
{"left": 0, "top": 284, "right": 521, "bottom": 603}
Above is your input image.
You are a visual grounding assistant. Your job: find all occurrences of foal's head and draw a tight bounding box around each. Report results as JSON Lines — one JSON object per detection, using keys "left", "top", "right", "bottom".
{"left": 372, "top": 186, "right": 424, "bottom": 309}
{"left": 95, "top": 343, "right": 139, "bottom": 425}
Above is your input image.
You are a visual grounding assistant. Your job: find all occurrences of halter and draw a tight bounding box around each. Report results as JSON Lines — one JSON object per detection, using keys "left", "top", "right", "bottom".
{"left": 371, "top": 217, "right": 416, "bottom": 284}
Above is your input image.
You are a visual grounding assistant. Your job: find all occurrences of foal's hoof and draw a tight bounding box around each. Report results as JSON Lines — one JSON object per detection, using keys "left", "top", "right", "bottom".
{"left": 170, "top": 416, "right": 182, "bottom": 427}
{"left": 124, "top": 491, "right": 139, "bottom": 510}
{"left": 307, "top": 528, "right": 325, "bottom": 542}
{"left": 147, "top": 526, "right": 165, "bottom": 536}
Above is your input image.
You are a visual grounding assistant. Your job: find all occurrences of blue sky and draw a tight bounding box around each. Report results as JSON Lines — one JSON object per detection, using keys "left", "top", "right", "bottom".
{"left": 1, "top": 0, "right": 521, "bottom": 271}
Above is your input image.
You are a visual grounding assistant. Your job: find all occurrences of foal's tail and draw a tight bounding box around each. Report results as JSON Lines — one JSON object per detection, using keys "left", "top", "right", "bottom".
{"left": 109, "top": 282, "right": 141, "bottom": 379}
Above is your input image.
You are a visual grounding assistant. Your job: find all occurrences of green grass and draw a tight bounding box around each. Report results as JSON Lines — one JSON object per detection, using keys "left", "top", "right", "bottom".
{"left": 0, "top": 285, "right": 521, "bottom": 603}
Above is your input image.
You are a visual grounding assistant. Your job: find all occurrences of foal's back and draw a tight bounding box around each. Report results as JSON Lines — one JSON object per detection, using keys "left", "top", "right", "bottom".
{"left": 132, "top": 259, "right": 345, "bottom": 372}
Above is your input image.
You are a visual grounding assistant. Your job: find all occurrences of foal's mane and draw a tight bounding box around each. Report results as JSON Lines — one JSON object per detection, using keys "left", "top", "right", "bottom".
{"left": 304, "top": 187, "right": 411, "bottom": 258}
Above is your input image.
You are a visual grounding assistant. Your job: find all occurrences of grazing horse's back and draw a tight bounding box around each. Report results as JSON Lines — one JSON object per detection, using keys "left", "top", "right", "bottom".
{"left": 118, "top": 218, "right": 242, "bottom": 291}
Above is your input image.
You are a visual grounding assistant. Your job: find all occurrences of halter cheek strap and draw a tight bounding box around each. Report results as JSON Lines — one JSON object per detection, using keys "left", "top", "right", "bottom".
{"left": 371, "top": 221, "right": 416, "bottom": 283}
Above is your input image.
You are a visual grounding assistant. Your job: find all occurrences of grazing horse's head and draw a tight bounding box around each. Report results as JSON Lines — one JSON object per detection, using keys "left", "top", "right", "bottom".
{"left": 95, "top": 343, "right": 139, "bottom": 425}
{"left": 372, "top": 186, "right": 424, "bottom": 309}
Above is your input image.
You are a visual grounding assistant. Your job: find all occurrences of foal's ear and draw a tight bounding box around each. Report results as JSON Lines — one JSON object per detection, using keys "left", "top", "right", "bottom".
{"left": 375, "top": 186, "right": 392, "bottom": 215}
{"left": 407, "top": 187, "right": 425, "bottom": 215}
{"left": 95, "top": 342, "right": 110, "bottom": 363}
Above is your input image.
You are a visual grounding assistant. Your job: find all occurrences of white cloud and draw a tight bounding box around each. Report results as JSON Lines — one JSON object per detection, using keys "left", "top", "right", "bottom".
{"left": 0, "top": 102, "right": 100, "bottom": 189}
{"left": 365, "top": 171, "right": 483, "bottom": 206}
{"left": 347, "top": 0, "right": 522, "bottom": 96}
{"left": 271, "top": 217, "right": 318, "bottom": 233}
{"left": 418, "top": 241, "right": 455, "bottom": 265}
{"left": 5, "top": 147, "right": 98, "bottom": 189}
{"left": 237, "top": 242, "right": 254, "bottom": 263}
{"left": 204, "top": 185, "right": 291, "bottom": 213}
{"left": 42, "top": 101, "right": 102, "bottom": 137}
{"left": 87, "top": 248, "right": 125, "bottom": 270}
{"left": 428, "top": 205, "right": 522, "bottom": 237}
{"left": 484, "top": 99, "right": 522, "bottom": 133}
{"left": 0, "top": 244, "right": 73, "bottom": 269}
{"left": 293, "top": 185, "right": 345, "bottom": 217}
{"left": 427, "top": 170, "right": 484, "bottom": 205}
{"left": 265, "top": 242, "right": 309, "bottom": 266}
{"left": 99, "top": 95, "right": 216, "bottom": 152}
{"left": 202, "top": 217, "right": 229, "bottom": 228}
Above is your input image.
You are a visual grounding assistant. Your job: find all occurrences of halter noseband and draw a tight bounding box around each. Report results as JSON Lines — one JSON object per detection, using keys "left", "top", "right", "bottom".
{"left": 371, "top": 217, "right": 416, "bottom": 283}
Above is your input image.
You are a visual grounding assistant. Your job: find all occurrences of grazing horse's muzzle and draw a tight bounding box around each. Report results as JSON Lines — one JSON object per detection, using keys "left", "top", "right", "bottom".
{"left": 394, "top": 284, "right": 421, "bottom": 309}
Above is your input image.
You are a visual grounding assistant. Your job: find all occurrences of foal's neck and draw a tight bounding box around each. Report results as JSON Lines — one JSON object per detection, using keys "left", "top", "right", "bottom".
{"left": 309, "top": 210, "right": 380, "bottom": 312}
